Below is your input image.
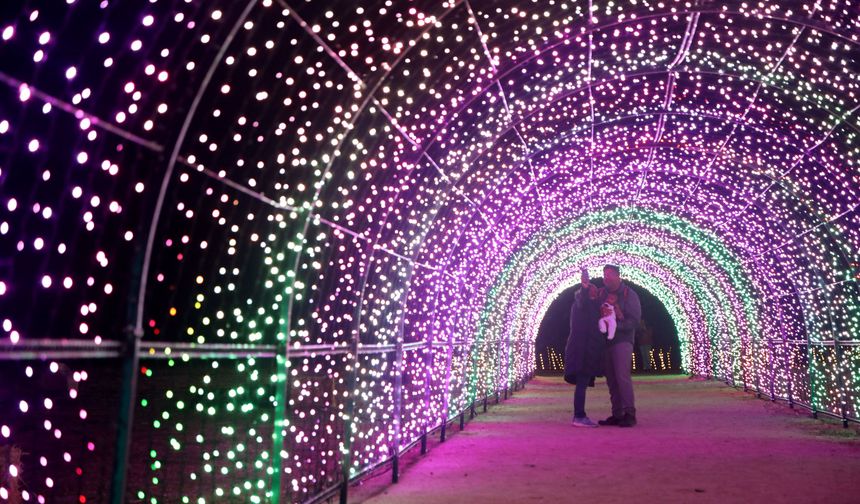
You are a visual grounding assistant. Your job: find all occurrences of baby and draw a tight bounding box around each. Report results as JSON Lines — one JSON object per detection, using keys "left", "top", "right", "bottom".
{"left": 599, "top": 293, "right": 618, "bottom": 341}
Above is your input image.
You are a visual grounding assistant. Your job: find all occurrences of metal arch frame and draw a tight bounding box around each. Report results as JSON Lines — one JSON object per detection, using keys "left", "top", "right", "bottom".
{"left": 425, "top": 178, "right": 816, "bottom": 396}
{"left": 263, "top": 0, "right": 471, "bottom": 500}
{"left": 456, "top": 211, "right": 741, "bottom": 377}
{"left": 413, "top": 109, "right": 858, "bottom": 337}
{"left": 0, "top": 1, "right": 848, "bottom": 502}
{"left": 420, "top": 80, "right": 858, "bottom": 213}
{"left": 386, "top": 87, "right": 858, "bottom": 274}
{"left": 632, "top": 11, "right": 701, "bottom": 204}
{"left": 242, "top": 2, "right": 858, "bottom": 390}
{"left": 510, "top": 242, "right": 724, "bottom": 377}
{"left": 386, "top": 6, "right": 858, "bottom": 263}
{"left": 263, "top": 5, "right": 855, "bottom": 262}
{"left": 114, "top": 2, "right": 261, "bottom": 504}
{"left": 344, "top": 63, "right": 852, "bottom": 406}
{"left": 463, "top": 0, "right": 549, "bottom": 226}
{"left": 389, "top": 18, "right": 859, "bottom": 355}
{"left": 267, "top": 2, "right": 482, "bottom": 502}
{"left": 110, "top": 1, "right": 860, "bottom": 501}
{"left": 412, "top": 9, "right": 860, "bottom": 164}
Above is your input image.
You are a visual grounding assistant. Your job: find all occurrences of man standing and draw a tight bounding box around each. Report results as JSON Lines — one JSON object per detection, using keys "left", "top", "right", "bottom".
{"left": 597, "top": 264, "right": 642, "bottom": 427}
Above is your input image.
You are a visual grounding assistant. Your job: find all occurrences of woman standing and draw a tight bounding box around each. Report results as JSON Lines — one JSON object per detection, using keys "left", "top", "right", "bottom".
{"left": 564, "top": 271, "right": 605, "bottom": 427}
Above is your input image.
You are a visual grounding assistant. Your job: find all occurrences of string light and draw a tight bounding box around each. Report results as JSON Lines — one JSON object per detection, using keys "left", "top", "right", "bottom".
{"left": 0, "top": 1, "right": 857, "bottom": 502}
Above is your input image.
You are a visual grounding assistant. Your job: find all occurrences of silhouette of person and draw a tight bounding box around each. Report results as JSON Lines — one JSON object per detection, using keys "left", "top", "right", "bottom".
{"left": 564, "top": 268, "right": 605, "bottom": 427}
{"left": 597, "top": 264, "right": 642, "bottom": 428}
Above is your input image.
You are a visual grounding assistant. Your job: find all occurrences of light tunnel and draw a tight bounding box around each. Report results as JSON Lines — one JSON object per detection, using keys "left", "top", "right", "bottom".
{"left": 0, "top": 0, "right": 858, "bottom": 502}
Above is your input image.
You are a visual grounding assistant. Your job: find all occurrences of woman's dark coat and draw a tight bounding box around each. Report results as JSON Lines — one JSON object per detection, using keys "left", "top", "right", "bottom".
{"left": 564, "top": 291, "right": 605, "bottom": 385}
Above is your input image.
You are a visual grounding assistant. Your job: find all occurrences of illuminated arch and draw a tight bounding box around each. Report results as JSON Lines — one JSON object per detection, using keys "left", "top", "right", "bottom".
{"left": 0, "top": 1, "right": 857, "bottom": 503}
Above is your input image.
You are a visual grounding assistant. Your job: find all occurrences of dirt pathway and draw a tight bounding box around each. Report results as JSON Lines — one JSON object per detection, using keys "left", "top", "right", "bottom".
{"left": 351, "top": 375, "right": 860, "bottom": 503}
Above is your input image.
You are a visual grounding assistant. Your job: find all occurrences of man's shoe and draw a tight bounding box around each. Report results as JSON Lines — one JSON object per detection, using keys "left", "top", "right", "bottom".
{"left": 598, "top": 415, "right": 621, "bottom": 426}
{"left": 572, "top": 416, "right": 598, "bottom": 428}
{"left": 618, "top": 413, "right": 637, "bottom": 428}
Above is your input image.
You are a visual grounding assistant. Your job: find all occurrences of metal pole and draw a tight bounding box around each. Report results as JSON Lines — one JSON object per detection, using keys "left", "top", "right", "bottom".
{"left": 786, "top": 340, "right": 795, "bottom": 408}
{"left": 391, "top": 263, "right": 411, "bottom": 483}
{"left": 109, "top": 327, "right": 143, "bottom": 504}
{"left": 833, "top": 339, "right": 849, "bottom": 427}
{"left": 808, "top": 325, "right": 817, "bottom": 419}
{"left": 339, "top": 480, "right": 348, "bottom": 504}
{"left": 751, "top": 324, "right": 760, "bottom": 397}
{"left": 768, "top": 338, "right": 775, "bottom": 400}
{"left": 110, "top": 238, "right": 146, "bottom": 504}
{"left": 340, "top": 329, "right": 360, "bottom": 504}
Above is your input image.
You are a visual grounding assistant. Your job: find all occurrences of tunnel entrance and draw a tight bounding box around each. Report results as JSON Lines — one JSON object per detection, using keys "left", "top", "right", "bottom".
{"left": 534, "top": 280, "right": 681, "bottom": 375}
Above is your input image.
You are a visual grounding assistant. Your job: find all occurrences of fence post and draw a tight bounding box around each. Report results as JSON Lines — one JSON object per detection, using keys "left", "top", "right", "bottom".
{"left": 109, "top": 326, "right": 143, "bottom": 504}
{"left": 391, "top": 268, "right": 409, "bottom": 483}
{"left": 833, "top": 340, "right": 849, "bottom": 428}
{"left": 768, "top": 338, "right": 775, "bottom": 401}
{"left": 784, "top": 340, "right": 795, "bottom": 408}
